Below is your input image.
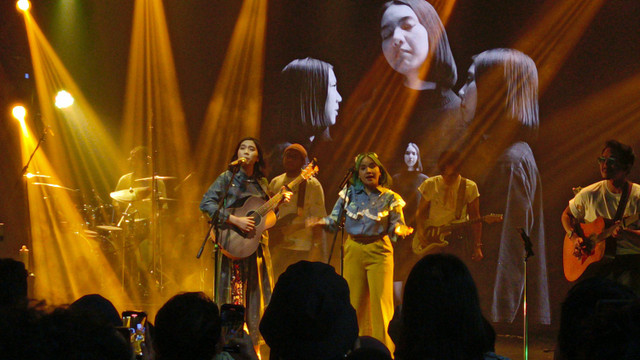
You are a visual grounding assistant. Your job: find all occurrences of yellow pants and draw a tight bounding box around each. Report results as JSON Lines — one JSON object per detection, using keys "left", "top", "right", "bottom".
{"left": 343, "top": 235, "right": 395, "bottom": 353}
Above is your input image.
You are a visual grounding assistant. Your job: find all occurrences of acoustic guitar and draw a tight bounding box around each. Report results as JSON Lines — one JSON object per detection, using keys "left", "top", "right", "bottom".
{"left": 212, "top": 162, "right": 319, "bottom": 259}
{"left": 562, "top": 214, "right": 639, "bottom": 281}
{"left": 412, "top": 214, "right": 503, "bottom": 255}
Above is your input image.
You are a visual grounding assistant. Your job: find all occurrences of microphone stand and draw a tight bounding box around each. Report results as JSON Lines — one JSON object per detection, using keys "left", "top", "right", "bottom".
{"left": 196, "top": 164, "right": 241, "bottom": 302}
{"left": 20, "top": 126, "right": 49, "bottom": 177}
{"left": 17, "top": 125, "right": 50, "bottom": 283}
{"left": 328, "top": 168, "right": 353, "bottom": 276}
{"left": 517, "top": 227, "right": 535, "bottom": 360}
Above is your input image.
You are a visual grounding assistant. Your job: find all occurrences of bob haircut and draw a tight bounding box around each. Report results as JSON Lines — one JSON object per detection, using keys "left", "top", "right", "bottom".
{"left": 279, "top": 58, "right": 335, "bottom": 141}
{"left": 351, "top": 152, "right": 393, "bottom": 188}
{"left": 399, "top": 254, "right": 488, "bottom": 360}
{"left": 381, "top": 0, "right": 458, "bottom": 88}
{"left": 405, "top": 142, "right": 423, "bottom": 172}
{"left": 230, "top": 137, "right": 267, "bottom": 179}
{"left": 473, "top": 48, "right": 539, "bottom": 138}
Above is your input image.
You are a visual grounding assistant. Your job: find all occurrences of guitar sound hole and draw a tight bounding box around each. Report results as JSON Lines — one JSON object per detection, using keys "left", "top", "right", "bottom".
{"left": 248, "top": 212, "right": 262, "bottom": 226}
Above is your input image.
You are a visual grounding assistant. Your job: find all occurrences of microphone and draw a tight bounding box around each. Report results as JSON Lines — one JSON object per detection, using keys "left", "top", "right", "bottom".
{"left": 338, "top": 167, "right": 355, "bottom": 189}
{"left": 229, "top": 157, "right": 247, "bottom": 166}
{"left": 517, "top": 227, "right": 535, "bottom": 258}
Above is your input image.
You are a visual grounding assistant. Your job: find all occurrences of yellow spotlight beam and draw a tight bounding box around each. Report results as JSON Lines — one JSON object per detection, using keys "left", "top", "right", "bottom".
{"left": 23, "top": 11, "right": 125, "bottom": 193}
{"left": 540, "top": 72, "right": 640, "bottom": 188}
{"left": 195, "top": 0, "right": 268, "bottom": 183}
{"left": 21, "top": 10, "right": 131, "bottom": 307}
{"left": 122, "top": 0, "right": 200, "bottom": 309}
{"left": 515, "top": 0, "right": 606, "bottom": 94}
{"left": 122, "top": 0, "right": 192, "bottom": 179}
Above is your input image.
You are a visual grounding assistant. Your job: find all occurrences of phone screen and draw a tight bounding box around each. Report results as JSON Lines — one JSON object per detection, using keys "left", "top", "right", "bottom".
{"left": 220, "top": 304, "right": 245, "bottom": 353}
{"left": 122, "top": 310, "right": 147, "bottom": 356}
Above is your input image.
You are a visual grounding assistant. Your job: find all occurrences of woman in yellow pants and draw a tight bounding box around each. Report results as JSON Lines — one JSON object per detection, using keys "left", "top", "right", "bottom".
{"left": 310, "top": 152, "right": 412, "bottom": 352}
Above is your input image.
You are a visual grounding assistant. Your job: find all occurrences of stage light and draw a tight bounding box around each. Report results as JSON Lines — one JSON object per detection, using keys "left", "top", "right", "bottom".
{"left": 12, "top": 105, "right": 30, "bottom": 138}
{"left": 54, "top": 90, "right": 74, "bottom": 108}
{"left": 16, "top": 0, "right": 30, "bottom": 12}
{"left": 12, "top": 105, "right": 26, "bottom": 120}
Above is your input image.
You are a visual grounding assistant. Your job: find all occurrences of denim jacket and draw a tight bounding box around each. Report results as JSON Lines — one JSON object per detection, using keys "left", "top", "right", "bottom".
{"left": 200, "top": 169, "right": 269, "bottom": 223}
{"left": 325, "top": 183, "right": 406, "bottom": 242}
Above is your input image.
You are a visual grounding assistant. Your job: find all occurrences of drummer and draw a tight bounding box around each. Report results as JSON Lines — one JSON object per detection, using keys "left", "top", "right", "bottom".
{"left": 112, "top": 146, "right": 167, "bottom": 294}
{"left": 113, "top": 146, "right": 168, "bottom": 222}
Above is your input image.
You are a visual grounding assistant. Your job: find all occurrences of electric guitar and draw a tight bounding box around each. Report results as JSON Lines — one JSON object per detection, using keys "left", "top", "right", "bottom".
{"left": 562, "top": 214, "right": 639, "bottom": 281}
{"left": 412, "top": 214, "right": 503, "bottom": 255}
{"left": 212, "top": 162, "right": 319, "bottom": 259}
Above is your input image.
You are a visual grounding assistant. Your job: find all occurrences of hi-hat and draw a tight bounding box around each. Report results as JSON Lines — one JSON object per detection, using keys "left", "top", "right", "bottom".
{"left": 134, "top": 175, "right": 177, "bottom": 181}
{"left": 110, "top": 187, "right": 151, "bottom": 202}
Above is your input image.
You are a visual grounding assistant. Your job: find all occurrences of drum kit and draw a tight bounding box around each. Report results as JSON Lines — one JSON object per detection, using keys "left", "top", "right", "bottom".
{"left": 31, "top": 175, "right": 178, "bottom": 293}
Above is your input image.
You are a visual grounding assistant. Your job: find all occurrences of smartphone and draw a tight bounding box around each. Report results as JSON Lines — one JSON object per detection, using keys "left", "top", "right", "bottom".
{"left": 122, "top": 310, "right": 147, "bottom": 357}
{"left": 220, "top": 304, "right": 245, "bottom": 353}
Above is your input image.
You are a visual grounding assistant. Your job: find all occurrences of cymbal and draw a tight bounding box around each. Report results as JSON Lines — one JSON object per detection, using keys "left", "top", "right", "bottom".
{"left": 96, "top": 225, "right": 122, "bottom": 232}
{"left": 110, "top": 187, "right": 151, "bottom": 202}
{"left": 142, "top": 197, "right": 177, "bottom": 202}
{"left": 134, "top": 176, "right": 177, "bottom": 181}
{"left": 31, "top": 182, "right": 79, "bottom": 192}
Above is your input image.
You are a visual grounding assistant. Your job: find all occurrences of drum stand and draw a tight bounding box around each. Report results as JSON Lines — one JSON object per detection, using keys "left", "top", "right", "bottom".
{"left": 116, "top": 203, "right": 135, "bottom": 292}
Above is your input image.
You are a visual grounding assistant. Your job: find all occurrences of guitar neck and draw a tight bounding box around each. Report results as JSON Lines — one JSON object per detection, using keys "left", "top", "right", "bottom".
{"left": 594, "top": 214, "right": 640, "bottom": 243}
{"left": 443, "top": 216, "right": 485, "bottom": 231}
{"left": 255, "top": 173, "right": 309, "bottom": 216}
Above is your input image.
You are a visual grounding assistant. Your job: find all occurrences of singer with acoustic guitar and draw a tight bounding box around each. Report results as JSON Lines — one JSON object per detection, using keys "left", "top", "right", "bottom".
{"left": 561, "top": 139, "right": 640, "bottom": 295}
{"left": 200, "top": 137, "right": 291, "bottom": 346}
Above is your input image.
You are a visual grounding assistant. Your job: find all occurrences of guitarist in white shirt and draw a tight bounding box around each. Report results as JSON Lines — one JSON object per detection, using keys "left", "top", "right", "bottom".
{"left": 267, "top": 143, "right": 327, "bottom": 279}
{"left": 415, "top": 150, "right": 483, "bottom": 261}
{"left": 561, "top": 139, "right": 640, "bottom": 294}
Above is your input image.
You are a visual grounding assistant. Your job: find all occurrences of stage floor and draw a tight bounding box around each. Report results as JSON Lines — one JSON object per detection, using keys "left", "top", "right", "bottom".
{"left": 495, "top": 332, "right": 556, "bottom": 360}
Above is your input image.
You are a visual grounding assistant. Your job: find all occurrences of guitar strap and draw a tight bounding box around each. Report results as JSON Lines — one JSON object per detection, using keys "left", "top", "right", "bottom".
{"left": 609, "top": 181, "right": 631, "bottom": 257}
{"left": 455, "top": 177, "right": 467, "bottom": 220}
{"left": 296, "top": 181, "right": 307, "bottom": 216}
{"left": 255, "top": 177, "right": 270, "bottom": 200}
{"left": 613, "top": 181, "right": 631, "bottom": 221}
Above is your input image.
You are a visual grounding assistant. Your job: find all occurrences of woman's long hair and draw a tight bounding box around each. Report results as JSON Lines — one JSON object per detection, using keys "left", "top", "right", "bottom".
{"left": 399, "top": 254, "right": 488, "bottom": 360}
{"left": 381, "top": 0, "right": 457, "bottom": 88}
{"left": 229, "top": 137, "right": 267, "bottom": 179}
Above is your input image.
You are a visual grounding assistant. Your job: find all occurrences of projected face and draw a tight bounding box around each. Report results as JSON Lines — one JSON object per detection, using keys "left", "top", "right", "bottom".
{"left": 238, "top": 139, "right": 259, "bottom": 166}
{"left": 381, "top": 4, "right": 429, "bottom": 78}
{"left": 459, "top": 64, "right": 477, "bottom": 124}
{"left": 404, "top": 144, "right": 418, "bottom": 170}
{"left": 324, "top": 69, "right": 342, "bottom": 126}
{"left": 359, "top": 156, "right": 381, "bottom": 189}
